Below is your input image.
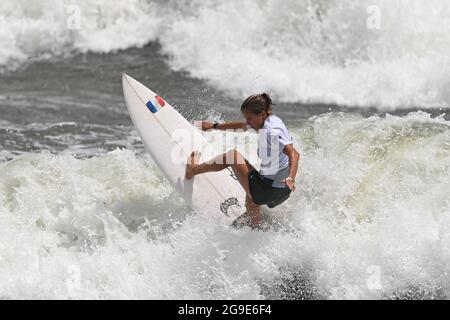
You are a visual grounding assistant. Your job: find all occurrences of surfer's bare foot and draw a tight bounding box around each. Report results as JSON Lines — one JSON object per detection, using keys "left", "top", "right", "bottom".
{"left": 185, "top": 150, "right": 201, "bottom": 179}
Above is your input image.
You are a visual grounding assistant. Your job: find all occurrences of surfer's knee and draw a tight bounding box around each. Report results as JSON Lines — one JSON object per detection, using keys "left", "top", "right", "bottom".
{"left": 225, "top": 149, "right": 245, "bottom": 165}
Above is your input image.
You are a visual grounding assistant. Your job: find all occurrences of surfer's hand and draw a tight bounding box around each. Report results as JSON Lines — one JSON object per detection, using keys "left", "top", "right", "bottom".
{"left": 200, "top": 121, "right": 214, "bottom": 131}
{"left": 281, "top": 178, "right": 296, "bottom": 191}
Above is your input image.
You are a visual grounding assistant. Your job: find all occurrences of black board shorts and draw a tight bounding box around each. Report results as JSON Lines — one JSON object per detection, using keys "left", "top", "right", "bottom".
{"left": 248, "top": 170, "right": 292, "bottom": 208}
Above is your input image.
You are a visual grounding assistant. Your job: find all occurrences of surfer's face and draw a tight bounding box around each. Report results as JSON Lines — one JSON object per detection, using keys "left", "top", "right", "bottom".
{"left": 241, "top": 110, "right": 268, "bottom": 130}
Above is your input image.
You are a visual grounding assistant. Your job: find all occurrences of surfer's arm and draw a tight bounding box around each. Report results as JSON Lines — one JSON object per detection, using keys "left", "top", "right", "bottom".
{"left": 283, "top": 144, "right": 300, "bottom": 184}
{"left": 200, "top": 121, "right": 247, "bottom": 131}
{"left": 215, "top": 121, "right": 247, "bottom": 131}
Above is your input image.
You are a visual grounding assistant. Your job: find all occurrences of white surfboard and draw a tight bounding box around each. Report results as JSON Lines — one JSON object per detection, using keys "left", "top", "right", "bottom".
{"left": 122, "top": 73, "right": 246, "bottom": 224}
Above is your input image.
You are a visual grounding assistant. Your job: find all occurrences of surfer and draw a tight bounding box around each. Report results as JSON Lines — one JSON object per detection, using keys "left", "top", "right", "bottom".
{"left": 185, "top": 93, "right": 300, "bottom": 229}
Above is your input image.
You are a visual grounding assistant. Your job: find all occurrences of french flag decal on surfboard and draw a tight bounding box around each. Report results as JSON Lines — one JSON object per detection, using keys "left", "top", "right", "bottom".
{"left": 155, "top": 95, "right": 165, "bottom": 107}
{"left": 146, "top": 96, "right": 166, "bottom": 113}
{"left": 146, "top": 100, "right": 158, "bottom": 113}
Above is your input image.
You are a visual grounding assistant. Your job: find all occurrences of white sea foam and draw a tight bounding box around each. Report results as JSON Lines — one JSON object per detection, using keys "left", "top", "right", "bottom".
{"left": 0, "top": 112, "right": 448, "bottom": 299}
{"left": 1, "top": 0, "right": 450, "bottom": 109}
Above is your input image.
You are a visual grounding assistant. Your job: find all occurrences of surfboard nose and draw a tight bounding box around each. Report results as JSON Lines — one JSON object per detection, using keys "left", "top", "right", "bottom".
{"left": 122, "top": 73, "right": 136, "bottom": 88}
{"left": 122, "top": 73, "right": 138, "bottom": 85}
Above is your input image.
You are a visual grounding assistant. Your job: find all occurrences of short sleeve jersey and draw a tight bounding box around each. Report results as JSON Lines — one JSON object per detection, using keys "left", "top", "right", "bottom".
{"left": 250, "top": 114, "right": 294, "bottom": 188}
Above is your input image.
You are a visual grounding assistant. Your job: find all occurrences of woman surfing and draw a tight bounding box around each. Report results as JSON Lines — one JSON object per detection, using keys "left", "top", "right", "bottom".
{"left": 185, "top": 93, "right": 300, "bottom": 229}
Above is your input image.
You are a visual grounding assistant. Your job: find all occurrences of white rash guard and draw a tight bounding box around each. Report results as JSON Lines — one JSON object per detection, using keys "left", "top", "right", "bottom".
{"left": 249, "top": 114, "right": 294, "bottom": 188}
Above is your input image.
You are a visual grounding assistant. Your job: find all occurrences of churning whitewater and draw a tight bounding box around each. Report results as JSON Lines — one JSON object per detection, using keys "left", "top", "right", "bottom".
{"left": 1, "top": 0, "right": 450, "bottom": 109}
{"left": 0, "top": 0, "right": 449, "bottom": 299}
{"left": 0, "top": 112, "right": 449, "bottom": 299}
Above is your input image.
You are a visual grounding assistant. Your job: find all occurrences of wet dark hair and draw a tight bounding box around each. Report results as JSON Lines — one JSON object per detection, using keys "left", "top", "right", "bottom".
{"left": 240, "top": 93, "right": 274, "bottom": 115}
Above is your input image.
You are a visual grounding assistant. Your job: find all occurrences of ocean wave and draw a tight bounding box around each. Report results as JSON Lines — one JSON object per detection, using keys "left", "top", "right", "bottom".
{"left": 0, "top": 112, "right": 449, "bottom": 298}
{"left": 1, "top": 0, "right": 449, "bottom": 108}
